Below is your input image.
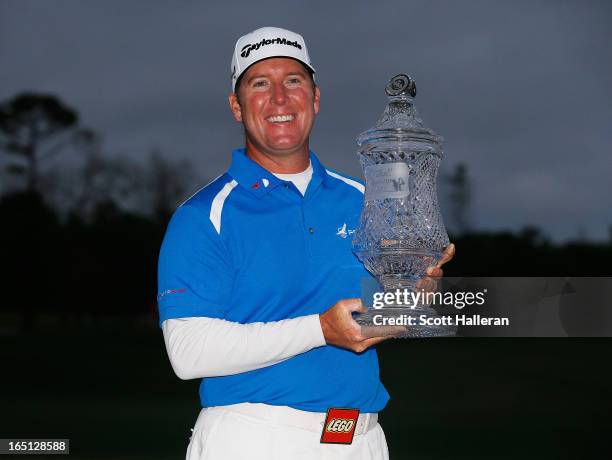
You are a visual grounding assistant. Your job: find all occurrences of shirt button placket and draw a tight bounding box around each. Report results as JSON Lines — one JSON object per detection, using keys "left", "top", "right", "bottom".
{"left": 301, "top": 201, "right": 314, "bottom": 259}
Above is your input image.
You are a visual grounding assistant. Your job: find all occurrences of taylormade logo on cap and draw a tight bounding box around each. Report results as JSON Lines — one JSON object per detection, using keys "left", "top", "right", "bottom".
{"left": 231, "top": 26, "right": 315, "bottom": 92}
{"left": 240, "top": 37, "right": 302, "bottom": 58}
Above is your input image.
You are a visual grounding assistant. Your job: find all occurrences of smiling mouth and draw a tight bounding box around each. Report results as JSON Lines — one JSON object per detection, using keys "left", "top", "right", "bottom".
{"left": 266, "top": 114, "right": 295, "bottom": 123}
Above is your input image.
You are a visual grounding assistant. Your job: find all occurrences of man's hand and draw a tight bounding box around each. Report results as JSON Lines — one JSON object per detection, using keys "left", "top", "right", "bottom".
{"left": 319, "top": 299, "right": 400, "bottom": 353}
{"left": 417, "top": 243, "right": 456, "bottom": 293}
{"left": 426, "top": 243, "right": 455, "bottom": 279}
{"left": 320, "top": 244, "right": 456, "bottom": 351}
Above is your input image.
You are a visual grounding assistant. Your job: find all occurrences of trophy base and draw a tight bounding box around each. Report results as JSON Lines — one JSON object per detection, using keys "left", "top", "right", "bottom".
{"left": 355, "top": 306, "right": 457, "bottom": 339}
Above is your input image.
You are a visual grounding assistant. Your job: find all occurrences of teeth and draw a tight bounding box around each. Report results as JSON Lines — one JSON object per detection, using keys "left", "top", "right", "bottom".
{"left": 267, "top": 114, "right": 294, "bottom": 123}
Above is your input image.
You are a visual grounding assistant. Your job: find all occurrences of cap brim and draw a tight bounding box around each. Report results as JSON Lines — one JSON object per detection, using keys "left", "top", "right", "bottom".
{"left": 233, "top": 56, "right": 316, "bottom": 92}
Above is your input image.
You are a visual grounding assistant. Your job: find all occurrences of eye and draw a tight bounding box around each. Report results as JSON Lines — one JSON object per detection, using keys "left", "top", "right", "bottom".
{"left": 252, "top": 80, "right": 268, "bottom": 88}
{"left": 286, "top": 77, "right": 301, "bottom": 86}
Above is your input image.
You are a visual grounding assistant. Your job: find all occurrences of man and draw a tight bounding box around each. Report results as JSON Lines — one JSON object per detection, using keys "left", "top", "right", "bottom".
{"left": 158, "top": 26, "right": 454, "bottom": 459}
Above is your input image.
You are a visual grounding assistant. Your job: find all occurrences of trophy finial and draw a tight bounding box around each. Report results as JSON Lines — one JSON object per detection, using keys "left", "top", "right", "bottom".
{"left": 385, "top": 74, "right": 417, "bottom": 97}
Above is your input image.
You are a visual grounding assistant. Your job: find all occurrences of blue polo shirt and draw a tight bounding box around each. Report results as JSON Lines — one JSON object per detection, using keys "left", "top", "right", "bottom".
{"left": 157, "top": 148, "right": 389, "bottom": 413}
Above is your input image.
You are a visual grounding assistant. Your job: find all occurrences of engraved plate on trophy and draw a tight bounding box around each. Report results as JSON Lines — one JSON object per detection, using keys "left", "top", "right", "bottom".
{"left": 364, "top": 163, "right": 410, "bottom": 201}
{"left": 352, "top": 74, "right": 456, "bottom": 338}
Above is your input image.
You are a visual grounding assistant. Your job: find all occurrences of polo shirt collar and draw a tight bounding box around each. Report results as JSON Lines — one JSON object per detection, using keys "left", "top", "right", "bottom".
{"left": 228, "top": 148, "right": 331, "bottom": 198}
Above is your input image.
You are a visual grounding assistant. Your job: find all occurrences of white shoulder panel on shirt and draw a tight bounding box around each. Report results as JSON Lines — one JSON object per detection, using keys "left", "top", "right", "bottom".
{"left": 210, "top": 179, "right": 238, "bottom": 234}
{"left": 325, "top": 170, "right": 365, "bottom": 194}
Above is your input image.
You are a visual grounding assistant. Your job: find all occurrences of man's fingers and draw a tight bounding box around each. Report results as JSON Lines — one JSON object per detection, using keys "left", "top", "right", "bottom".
{"left": 360, "top": 336, "right": 391, "bottom": 349}
{"left": 343, "top": 298, "right": 366, "bottom": 314}
{"left": 417, "top": 276, "right": 439, "bottom": 293}
{"left": 360, "top": 326, "right": 406, "bottom": 347}
{"left": 358, "top": 324, "right": 407, "bottom": 341}
{"left": 436, "top": 243, "right": 455, "bottom": 268}
{"left": 422, "top": 243, "right": 454, "bottom": 280}
{"left": 425, "top": 266, "right": 443, "bottom": 279}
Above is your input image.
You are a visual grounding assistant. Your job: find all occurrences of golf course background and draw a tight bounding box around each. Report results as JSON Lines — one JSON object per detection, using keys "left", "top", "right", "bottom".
{"left": 1, "top": 315, "right": 610, "bottom": 459}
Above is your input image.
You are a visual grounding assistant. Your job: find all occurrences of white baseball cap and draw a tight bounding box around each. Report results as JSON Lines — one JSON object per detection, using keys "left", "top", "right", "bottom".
{"left": 230, "top": 26, "right": 316, "bottom": 92}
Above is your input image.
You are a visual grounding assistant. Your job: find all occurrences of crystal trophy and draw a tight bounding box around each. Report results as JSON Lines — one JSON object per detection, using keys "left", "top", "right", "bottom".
{"left": 352, "top": 74, "right": 456, "bottom": 338}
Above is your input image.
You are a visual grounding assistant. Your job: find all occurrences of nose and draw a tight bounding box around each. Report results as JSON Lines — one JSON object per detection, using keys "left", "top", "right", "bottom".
{"left": 270, "top": 82, "right": 287, "bottom": 105}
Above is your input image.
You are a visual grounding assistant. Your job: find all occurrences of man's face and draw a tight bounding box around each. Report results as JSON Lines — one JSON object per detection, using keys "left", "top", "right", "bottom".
{"left": 228, "top": 57, "right": 320, "bottom": 158}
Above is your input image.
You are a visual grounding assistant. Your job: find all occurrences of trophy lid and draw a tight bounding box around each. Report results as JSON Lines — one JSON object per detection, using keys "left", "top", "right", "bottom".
{"left": 357, "top": 74, "right": 443, "bottom": 151}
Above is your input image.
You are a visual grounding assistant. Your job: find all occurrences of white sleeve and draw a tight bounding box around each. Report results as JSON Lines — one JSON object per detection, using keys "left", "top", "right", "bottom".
{"left": 162, "top": 314, "right": 326, "bottom": 380}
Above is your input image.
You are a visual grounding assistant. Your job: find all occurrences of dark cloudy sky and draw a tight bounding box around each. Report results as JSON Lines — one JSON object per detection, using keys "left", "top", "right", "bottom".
{"left": 1, "top": 0, "right": 611, "bottom": 241}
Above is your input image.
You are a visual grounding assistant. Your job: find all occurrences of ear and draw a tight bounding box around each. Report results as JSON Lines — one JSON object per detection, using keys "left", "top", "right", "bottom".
{"left": 313, "top": 86, "right": 321, "bottom": 115}
{"left": 228, "top": 92, "right": 242, "bottom": 122}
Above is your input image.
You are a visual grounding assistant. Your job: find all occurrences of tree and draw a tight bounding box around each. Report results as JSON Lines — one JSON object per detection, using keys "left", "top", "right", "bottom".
{"left": 44, "top": 133, "right": 197, "bottom": 223}
{"left": 0, "top": 93, "right": 78, "bottom": 193}
{"left": 146, "top": 149, "right": 195, "bottom": 223}
{"left": 47, "top": 129, "right": 151, "bottom": 222}
{"left": 445, "top": 163, "right": 472, "bottom": 236}
{"left": 0, "top": 190, "right": 60, "bottom": 332}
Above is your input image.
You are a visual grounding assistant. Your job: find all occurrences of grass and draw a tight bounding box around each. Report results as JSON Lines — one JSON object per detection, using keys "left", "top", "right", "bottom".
{"left": 1, "top": 317, "right": 610, "bottom": 459}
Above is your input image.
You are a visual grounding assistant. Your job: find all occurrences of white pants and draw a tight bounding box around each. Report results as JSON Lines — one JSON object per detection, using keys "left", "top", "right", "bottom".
{"left": 186, "top": 403, "right": 389, "bottom": 460}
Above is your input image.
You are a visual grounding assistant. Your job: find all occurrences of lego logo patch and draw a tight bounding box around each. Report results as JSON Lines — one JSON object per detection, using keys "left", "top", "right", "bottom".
{"left": 320, "top": 408, "right": 360, "bottom": 444}
{"left": 326, "top": 418, "right": 355, "bottom": 432}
